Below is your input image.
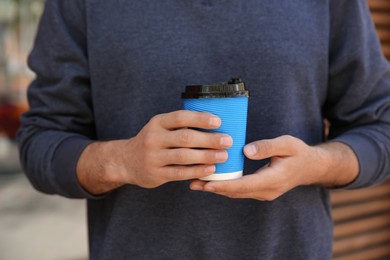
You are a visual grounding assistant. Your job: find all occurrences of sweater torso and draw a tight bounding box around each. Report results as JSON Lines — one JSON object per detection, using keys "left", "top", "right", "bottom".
{"left": 85, "top": 1, "right": 331, "bottom": 259}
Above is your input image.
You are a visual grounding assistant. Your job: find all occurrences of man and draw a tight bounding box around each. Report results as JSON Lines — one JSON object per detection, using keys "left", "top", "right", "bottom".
{"left": 18, "top": 1, "right": 390, "bottom": 259}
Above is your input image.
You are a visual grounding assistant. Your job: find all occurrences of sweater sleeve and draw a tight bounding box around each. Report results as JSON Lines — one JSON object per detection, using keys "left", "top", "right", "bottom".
{"left": 325, "top": 0, "right": 390, "bottom": 189}
{"left": 17, "top": 0, "right": 99, "bottom": 199}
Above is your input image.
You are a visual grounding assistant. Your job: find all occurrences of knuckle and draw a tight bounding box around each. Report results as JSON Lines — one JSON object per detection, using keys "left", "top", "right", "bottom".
{"left": 171, "top": 112, "right": 187, "bottom": 127}
{"left": 178, "top": 130, "right": 193, "bottom": 146}
{"left": 143, "top": 168, "right": 156, "bottom": 180}
{"left": 203, "top": 151, "right": 213, "bottom": 163}
{"left": 170, "top": 167, "right": 185, "bottom": 180}
{"left": 138, "top": 173, "right": 159, "bottom": 189}
{"left": 261, "top": 140, "right": 273, "bottom": 155}
{"left": 263, "top": 194, "right": 278, "bottom": 201}
{"left": 174, "top": 149, "right": 188, "bottom": 163}
{"left": 282, "top": 135, "right": 303, "bottom": 152}
{"left": 282, "top": 135, "right": 298, "bottom": 145}
{"left": 150, "top": 114, "right": 163, "bottom": 126}
{"left": 140, "top": 179, "right": 156, "bottom": 188}
{"left": 282, "top": 134, "right": 294, "bottom": 141}
{"left": 142, "top": 132, "right": 157, "bottom": 149}
{"left": 143, "top": 182, "right": 161, "bottom": 189}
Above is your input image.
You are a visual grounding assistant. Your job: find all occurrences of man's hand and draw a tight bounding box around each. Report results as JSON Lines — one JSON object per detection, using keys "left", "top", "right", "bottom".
{"left": 76, "top": 110, "right": 233, "bottom": 195}
{"left": 190, "top": 135, "right": 359, "bottom": 201}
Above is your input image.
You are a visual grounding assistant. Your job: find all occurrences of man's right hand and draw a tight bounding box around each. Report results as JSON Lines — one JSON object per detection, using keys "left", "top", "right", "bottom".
{"left": 76, "top": 110, "right": 232, "bottom": 195}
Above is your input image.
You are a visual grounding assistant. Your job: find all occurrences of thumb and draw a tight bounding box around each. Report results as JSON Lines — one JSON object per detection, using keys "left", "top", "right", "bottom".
{"left": 243, "top": 135, "right": 299, "bottom": 160}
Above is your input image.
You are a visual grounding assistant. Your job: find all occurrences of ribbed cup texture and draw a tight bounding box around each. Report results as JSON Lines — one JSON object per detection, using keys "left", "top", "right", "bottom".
{"left": 184, "top": 97, "right": 248, "bottom": 174}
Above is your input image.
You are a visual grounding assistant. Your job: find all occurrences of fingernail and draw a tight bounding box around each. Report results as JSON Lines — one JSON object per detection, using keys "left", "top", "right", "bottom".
{"left": 209, "top": 117, "right": 221, "bottom": 128}
{"left": 220, "top": 136, "right": 233, "bottom": 147}
{"left": 215, "top": 151, "right": 228, "bottom": 162}
{"left": 244, "top": 144, "right": 257, "bottom": 156}
{"left": 205, "top": 165, "right": 216, "bottom": 174}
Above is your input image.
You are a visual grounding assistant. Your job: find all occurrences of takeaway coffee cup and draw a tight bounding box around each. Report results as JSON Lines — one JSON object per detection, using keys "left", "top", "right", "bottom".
{"left": 182, "top": 78, "right": 249, "bottom": 181}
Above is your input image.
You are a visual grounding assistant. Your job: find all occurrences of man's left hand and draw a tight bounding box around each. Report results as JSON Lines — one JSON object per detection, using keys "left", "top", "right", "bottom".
{"left": 189, "top": 135, "right": 359, "bottom": 201}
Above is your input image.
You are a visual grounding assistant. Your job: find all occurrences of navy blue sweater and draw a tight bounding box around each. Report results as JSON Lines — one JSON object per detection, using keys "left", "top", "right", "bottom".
{"left": 18, "top": 1, "right": 390, "bottom": 259}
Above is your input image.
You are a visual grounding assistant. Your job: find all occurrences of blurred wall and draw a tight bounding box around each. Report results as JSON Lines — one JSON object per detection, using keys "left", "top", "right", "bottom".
{"left": 0, "top": 0, "right": 44, "bottom": 138}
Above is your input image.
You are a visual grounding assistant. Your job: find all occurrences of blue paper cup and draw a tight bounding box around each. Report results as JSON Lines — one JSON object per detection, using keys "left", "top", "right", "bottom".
{"left": 182, "top": 78, "right": 249, "bottom": 181}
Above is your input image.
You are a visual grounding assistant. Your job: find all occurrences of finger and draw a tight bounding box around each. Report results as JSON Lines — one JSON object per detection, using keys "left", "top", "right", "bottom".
{"left": 243, "top": 135, "right": 301, "bottom": 160}
{"left": 206, "top": 190, "right": 282, "bottom": 201}
{"left": 206, "top": 191, "right": 258, "bottom": 200}
{"left": 155, "top": 110, "right": 221, "bottom": 130}
{"left": 189, "top": 179, "right": 208, "bottom": 191}
{"left": 190, "top": 164, "right": 269, "bottom": 192}
{"left": 190, "top": 180, "right": 257, "bottom": 198}
{"left": 162, "top": 164, "right": 216, "bottom": 181}
{"left": 190, "top": 180, "right": 253, "bottom": 199}
{"left": 166, "top": 128, "right": 233, "bottom": 149}
{"left": 202, "top": 174, "right": 261, "bottom": 194}
{"left": 202, "top": 168, "right": 291, "bottom": 199}
{"left": 162, "top": 148, "right": 228, "bottom": 165}
{"left": 202, "top": 165, "right": 285, "bottom": 194}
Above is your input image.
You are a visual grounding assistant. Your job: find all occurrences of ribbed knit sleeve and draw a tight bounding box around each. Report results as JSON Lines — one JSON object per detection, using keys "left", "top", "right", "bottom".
{"left": 326, "top": 0, "right": 390, "bottom": 188}
{"left": 17, "top": 0, "right": 98, "bottom": 198}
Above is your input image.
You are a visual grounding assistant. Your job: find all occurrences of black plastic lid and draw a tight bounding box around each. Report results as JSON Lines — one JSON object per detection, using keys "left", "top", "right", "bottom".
{"left": 182, "top": 78, "right": 249, "bottom": 99}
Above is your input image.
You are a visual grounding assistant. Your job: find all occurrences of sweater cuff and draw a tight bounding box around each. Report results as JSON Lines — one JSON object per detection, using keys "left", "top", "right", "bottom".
{"left": 51, "top": 136, "right": 104, "bottom": 199}
{"left": 333, "top": 132, "right": 380, "bottom": 189}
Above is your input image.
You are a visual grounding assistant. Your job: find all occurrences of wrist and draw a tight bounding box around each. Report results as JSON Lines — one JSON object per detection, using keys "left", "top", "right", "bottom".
{"left": 314, "top": 141, "right": 359, "bottom": 188}
{"left": 76, "top": 140, "right": 128, "bottom": 195}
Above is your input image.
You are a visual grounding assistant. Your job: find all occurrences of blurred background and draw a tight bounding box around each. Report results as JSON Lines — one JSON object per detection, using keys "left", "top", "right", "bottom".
{"left": 0, "top": 1, "right": 87, "bottom": 259}
{"left": 0, "top": 1, "right": 389, "bottom": 260}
